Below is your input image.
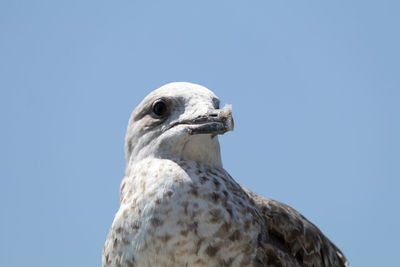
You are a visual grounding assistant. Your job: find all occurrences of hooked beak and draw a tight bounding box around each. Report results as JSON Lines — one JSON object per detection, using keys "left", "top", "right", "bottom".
{"left": 170, "top": 104, "right": 234, "bottom": 136}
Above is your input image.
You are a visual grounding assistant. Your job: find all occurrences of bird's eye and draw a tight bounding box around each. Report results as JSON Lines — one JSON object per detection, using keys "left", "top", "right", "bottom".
{"left": 152, "top": 100, "right": 168, "bottom": 117}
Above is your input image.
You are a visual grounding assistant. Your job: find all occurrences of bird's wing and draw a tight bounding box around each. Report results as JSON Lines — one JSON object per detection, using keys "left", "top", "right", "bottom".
{"left": 241, "top": 187, "right": 348, "bottom": 267}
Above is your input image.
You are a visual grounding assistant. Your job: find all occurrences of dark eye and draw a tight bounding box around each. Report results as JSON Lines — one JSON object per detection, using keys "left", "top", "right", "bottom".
{"left": 152, "top": 100, "right": 168, "bottom": 117}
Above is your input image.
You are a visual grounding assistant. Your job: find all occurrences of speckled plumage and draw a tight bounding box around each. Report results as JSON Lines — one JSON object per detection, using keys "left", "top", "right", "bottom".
{"left": 103, "top": 82, "right": 348, "bottom": 267}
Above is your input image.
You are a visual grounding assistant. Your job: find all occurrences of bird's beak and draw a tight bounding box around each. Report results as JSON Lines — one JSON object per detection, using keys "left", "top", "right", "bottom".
{"left": 188, "top": 104, "right": 234, "bottom": 136}
{"left": 166, "top": 104, "right": 234, "bottom": 135}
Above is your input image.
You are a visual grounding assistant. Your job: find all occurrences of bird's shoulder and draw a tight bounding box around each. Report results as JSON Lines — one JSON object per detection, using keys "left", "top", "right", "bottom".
{"left": 241, "top": 187, "right": 348, "bottom": 267}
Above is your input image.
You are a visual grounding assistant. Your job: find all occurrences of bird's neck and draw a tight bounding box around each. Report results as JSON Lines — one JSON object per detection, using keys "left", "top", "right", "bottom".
{"left": 179, "top": 134, "right": 223, "bottom": 168}
{"left": 126, "top": 134, "right": 223, "bottom": 171}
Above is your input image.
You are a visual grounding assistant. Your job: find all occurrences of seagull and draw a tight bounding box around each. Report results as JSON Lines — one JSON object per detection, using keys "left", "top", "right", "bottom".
{"left": 103, "top": 82, "right": 348, "bottom": 267}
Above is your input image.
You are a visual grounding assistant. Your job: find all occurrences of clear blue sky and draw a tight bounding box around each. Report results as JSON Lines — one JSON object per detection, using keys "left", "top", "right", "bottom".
{"left": 1, "top": 1, "right": 399, "bottom": 266}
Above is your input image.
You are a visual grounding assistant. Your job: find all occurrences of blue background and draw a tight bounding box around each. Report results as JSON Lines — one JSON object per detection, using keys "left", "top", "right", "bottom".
{"left": 1, "top": 1, "right": 399, "bottom": 266}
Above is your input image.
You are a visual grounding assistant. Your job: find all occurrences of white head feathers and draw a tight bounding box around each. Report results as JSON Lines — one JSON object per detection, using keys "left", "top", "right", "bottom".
{"left": 125, "top": 82, "right": 233, "bottom": 167}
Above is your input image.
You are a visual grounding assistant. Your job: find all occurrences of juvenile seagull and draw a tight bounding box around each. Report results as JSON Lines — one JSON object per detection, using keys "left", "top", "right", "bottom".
{"left": 103, "top": 82, "right": 348, "bottom": 267}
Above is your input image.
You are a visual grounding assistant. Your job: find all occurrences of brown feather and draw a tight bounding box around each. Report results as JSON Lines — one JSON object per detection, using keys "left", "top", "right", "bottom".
{"left": 241, "top": 187, "right": 349, "bottom": 267}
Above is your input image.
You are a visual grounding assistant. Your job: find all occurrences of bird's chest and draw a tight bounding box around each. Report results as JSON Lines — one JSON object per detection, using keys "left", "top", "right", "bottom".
{"left": 104, "top": 158, "right": 260, "bottom": 267}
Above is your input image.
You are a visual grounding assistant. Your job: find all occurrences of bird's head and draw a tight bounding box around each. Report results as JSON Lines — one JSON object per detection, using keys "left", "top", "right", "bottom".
{"left": 125, "top": 82, "right": 234, "bottom": 167}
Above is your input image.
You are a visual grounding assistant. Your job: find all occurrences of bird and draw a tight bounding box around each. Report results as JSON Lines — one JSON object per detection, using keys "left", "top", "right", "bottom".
{"left": 102, "top": 82, "right": 348, "bottom": 267}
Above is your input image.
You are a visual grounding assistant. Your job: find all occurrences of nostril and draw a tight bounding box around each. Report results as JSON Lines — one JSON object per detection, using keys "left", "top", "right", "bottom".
{"left": 208, "top": 112, "right": 218, "bottom": 117}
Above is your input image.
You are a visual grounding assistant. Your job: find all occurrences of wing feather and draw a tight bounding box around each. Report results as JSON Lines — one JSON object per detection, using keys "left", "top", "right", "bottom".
{"left": 242, "top": 187, "right": 348, "bottom": 267}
